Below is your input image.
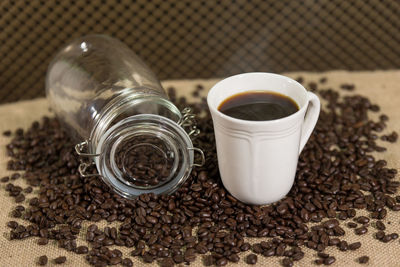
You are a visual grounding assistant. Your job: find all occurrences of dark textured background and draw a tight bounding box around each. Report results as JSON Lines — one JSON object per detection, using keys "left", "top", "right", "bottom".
{"left": 0, "top": 0, "right": 399, "bottom": 103}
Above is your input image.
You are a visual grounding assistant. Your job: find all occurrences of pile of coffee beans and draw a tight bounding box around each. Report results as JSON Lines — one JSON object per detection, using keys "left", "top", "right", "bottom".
{"left": 2, "top": 77, "right": 399, "bottom": 266}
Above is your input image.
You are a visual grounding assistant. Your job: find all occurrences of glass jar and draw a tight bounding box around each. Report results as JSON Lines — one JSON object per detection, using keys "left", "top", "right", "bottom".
{"left": 46, "top": 34, "right": 204, "bottom": 198}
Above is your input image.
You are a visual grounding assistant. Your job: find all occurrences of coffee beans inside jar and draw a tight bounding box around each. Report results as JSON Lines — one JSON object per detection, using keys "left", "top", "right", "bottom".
{"left": 2, "top": 77, "right": 399, "bottom": 266}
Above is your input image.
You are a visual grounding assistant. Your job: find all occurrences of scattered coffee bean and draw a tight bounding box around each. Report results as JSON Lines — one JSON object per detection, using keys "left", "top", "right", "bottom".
{"left": 3, "top": 130, "right": 11, "bottom": 136}
{"left": 349, "top": 242, "right": 361, "bottom": 250}
{"left": 324, "top": 256, "right": 336, "bottom": 265}
{"left": 216, "top": 257, "right": 228, "bottom": 266}
{"left": 340, "top": 83, "right": 355, "bottom": 91}
{"left": 317, "top": 252, "right": 329, "bottom": 258}
{"left": 227, "top": 253, "right": 240, "bottom": 263}
{"left": 7, "top": 221, "right": 18, "bottom": 229}
{"left": 159, "top": 257, "right": 174, "bottom": 267}
{"left": 382, "top": 234, "right": 392, "bottom": 243}
{"left": 121, "top": 258, "right": 133, "bottom": 267}
{"left": 323, "top": 219, "right": 339, "bottom": 229}
{"left": 355, "top": 226, "right": 368, "bottom": 235}
{"left": 54, "top": 256, "right": 66, "bottom": 264}
{"left": 38, "top": 255, "right": 48, "bottom": 266}
{"left": 376, "top": 220, "right": 386, "bottom": 230}
{"left": 347, "top": 222, "right": 357, "bottom": 228}
{"left": 1, "top": 176, "right": 9, "bottom": 183}
{"left": 308, "top": 82, "right": 318, "bottom": 91}
{"left": 314, "top": 258, "right": 323, "bottom": 265}
{"left": 390, "top": 233, "right": 399, "bottom": 240}
{"left": 295, "top": 77, "right": 304, "bottom": 84}
{"left": 11, "top": 173, "right": 20, "bottom": 180}
{"left": 282, "top": 257, "right": 293, "bottom": 267}
{"left": 246, "top": 254, "right": 257, "bottom": 265}
{"left": 14, "top": 194, "right": 25, "bottom": 203}
{"left": 338, "top": 240, "right": 348, "bottom": 251}
{"left": 355, "top": 216, "right": 370, "bottom": 224}
{"left": 358, "top": 256, "right": 369, "bottom": 264}
{"left": 75, "top": 246, "right": 88, "bottom": 254}
{"left": 24, "top": 186, "right": 33, "bottom": 193}
{"left": 375, "top": 231, "right": 385, "bottom": 240}
{"left": 37, "top": 238, "right": 48, "bottom": 246}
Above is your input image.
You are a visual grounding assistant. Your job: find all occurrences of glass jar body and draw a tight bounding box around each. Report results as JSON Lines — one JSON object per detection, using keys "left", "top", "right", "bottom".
{"left": 46, "top": 35, "right": 202, "bottom": 198}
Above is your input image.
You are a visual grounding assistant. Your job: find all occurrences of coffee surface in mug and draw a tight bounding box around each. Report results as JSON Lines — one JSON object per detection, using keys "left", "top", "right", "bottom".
{"left": 218, "top": 91, "right": 299, "bottom": 121}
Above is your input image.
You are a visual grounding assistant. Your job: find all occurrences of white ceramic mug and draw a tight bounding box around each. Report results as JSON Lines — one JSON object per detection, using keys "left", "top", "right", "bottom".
{"left": 207, "top": 73, "right": 320, "bottom": 205}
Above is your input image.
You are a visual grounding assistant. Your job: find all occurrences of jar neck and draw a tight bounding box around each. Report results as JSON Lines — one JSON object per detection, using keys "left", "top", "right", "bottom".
{"left": 89, "top": 89, "right": 182, "bottom": 153}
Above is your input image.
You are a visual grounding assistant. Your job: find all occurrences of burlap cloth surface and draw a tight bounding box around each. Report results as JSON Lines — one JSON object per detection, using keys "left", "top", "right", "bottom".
{"left": 0, "top": 71, "right": 399, "bottom": 266}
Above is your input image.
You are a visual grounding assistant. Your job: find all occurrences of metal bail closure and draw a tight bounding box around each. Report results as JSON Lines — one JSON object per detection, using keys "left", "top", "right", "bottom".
{"left": 179, "top": 107, "right": 205, "bottom": 167}
{"left": 178, "top": 107, "right": 200, "bottom": 138}
{"left": 75, "top": 140, "right": 101, "bottom": 177}
{"left": 75, "top": 140, "right": 100, "bottom": 157}
{"left": 189, "top": 147, "right": 206, "bottom": 167}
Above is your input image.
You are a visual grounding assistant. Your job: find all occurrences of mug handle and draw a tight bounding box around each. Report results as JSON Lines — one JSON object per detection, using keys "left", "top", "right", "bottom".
{"left": 299, "top": 92, "right": 321, "bottom": 154}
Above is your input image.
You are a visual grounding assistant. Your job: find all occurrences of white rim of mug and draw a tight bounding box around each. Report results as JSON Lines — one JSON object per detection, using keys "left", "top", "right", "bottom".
{"left": 207, "top": 72, "right": 310, "bottom": 126}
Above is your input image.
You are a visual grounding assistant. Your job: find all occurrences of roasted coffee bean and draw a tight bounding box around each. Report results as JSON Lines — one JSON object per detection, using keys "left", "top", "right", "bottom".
{"left": 328, "top": 238, "right": 340, "bottom": 246}
{"left": 375, "top": 231, "right": 385, "bottom": 240}
{"left": 11, "top": 209, "right": 21, "bottom": 218}
{"left": 241, "top": 242, "right": 251, "bottom": 251}
{"left": 109, "top": 257, "right": 122, "bottom": 265}
{"left": 323, "top": 219, "right": 339, "bottom": 229}
{"left": 195, "top": 244, "right": 208, "bottom": 254}
{"left": 38, "top": 255, "right": 48, "bottom": 266}
{"left": 216, "top": 257, "right": 228, "bottom": 266}
{"left": 340, "top": 83, "right": 355, "bottom": 91}
{"left": 15, "top": 194, "right": 25, "bottom": 203}
{"left": 24, "top": 186, "right": 33, "bottom": 193}
{"left": 292, "top": 251, "right": 304, "bottom": 261}
{"left": 246, "top": 254, "right": 257, "bottom": 265}
{"left": 76, "top": 246, "right": 89, "bottom": 254}
{"left": 324, "top": 256, "right": 336, "bottom": 265}
{"left": 338, "top": 241, "right": 348, "bottom": 251}
{"left": 382, "top": 234, "right": 392, "bottom": 243}
{"left": 317, "top": 252, "right": 329, "bottom": 258}
{"left": 37, "top": 238, "right": 48, "bottom": 245}
{"left": 347, "top": 222, "right": 357, "bottom": 228}
{"left": 355, "top": 226, "right": 368, "bottom": 235}
{"left": 314, "top": 258, "right": 323, "bottom": 265}
{"left": 54, "top": 256, "right": 66, "bottom": 264}
{"left": 227, "top": 253, "right": 240, "bottom": 263}
{"left": 7, "top": 221, "right": 18, "bottom": 229}
{"left": 281, "top": 257, "right": 293, "bottom": 267}
{"left": 358, "top": 256, "right": 369, "bottom": 264}
{"left": 349, "top": 242, "right": 361, "bottom": 250}
{"left": 376, "top": 220, "right": 386, "bottom": 230}
{"left": 159, "top": 257, "right": 174, "bottom": 267}
{"left": 390, "top": 233, "right": 399, "bottom": 240}
{"left": 355, "top": 216, "right": 370, "bottom": 224}
{"left": 121, "top": 258, "right": 133, "bottom": 267}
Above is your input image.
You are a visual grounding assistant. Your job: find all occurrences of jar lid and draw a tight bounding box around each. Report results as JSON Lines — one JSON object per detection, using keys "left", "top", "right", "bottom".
{"left": 93, "top": 114, "right": 202, "bottom": 198}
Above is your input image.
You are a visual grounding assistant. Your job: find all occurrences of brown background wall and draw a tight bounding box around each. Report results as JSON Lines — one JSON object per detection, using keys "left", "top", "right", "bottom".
{"left": 0, "top": 0, "right": 399, "bottom": 103}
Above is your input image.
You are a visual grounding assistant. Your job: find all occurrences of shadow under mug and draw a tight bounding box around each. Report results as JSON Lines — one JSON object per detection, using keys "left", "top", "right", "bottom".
{"left": 207, "top": 72, "right": 320, "bottom": 205}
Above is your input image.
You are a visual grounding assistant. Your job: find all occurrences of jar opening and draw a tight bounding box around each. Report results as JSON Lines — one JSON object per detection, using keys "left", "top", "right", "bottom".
{"left": 95, "top": 114, "right": 194, "bottom": 198}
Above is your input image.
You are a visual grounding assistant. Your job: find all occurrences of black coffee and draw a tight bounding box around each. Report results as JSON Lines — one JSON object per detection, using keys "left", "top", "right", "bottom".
{"left": 218, "top": 91, "right": 299, "bottom": 121}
